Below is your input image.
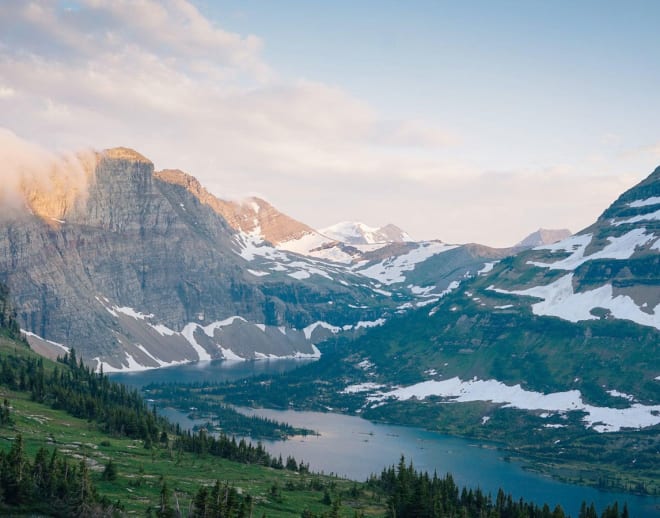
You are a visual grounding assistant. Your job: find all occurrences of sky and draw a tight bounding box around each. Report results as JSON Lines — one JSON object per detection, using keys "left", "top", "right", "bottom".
{"left": 0, "top": 0, "right": 659, "bottom": 247}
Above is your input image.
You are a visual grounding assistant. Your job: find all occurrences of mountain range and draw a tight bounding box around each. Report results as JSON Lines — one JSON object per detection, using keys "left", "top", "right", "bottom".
{"left": 246, "top": 166, "right": 659, "bottom": 431}
{"left": 0, "top": 147, "right": 511, "bottom": 370}
{"left": 200, "top": 166, "right": 659, "bottom": 495}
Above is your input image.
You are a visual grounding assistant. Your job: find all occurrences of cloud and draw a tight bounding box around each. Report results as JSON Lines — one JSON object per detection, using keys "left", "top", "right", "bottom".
{"left": 0, "top": 128, "right": 95, "bottom": 220}
{"left": 0, "top": 1, "right": 457, "bottom": 176}
{"left": 0, "top": 0, "right": 268, "bottom": 80}
{"left": 0, "top": 1, "right": 651, "bottom": 247}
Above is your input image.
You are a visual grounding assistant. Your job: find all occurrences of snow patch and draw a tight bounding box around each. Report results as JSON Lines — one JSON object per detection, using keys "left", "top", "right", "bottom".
{"left": 606, "top": 390, "right": 636, "bottom": 402}
{"left": 150, "top": 324, "right": 176, "bottom": 336}
{"left": 354, "top": 318, "right": 386, "bottom": 329}
{"left": 200, "top": 317, "right": 247, "bottom": 337}
{"left": 234, "top": 228, "right": 289, "bottom": 262}
{"left": 478, "top": 261, "right": 498, "bottom": 275}
{"left": 356, "top": 242, "right": 458, "bottom": 285}
{"left": 287, "top": 270, "right": 310, "bottom": 279}
{"left": 303, "top": 321, "right": 342, "bottom": 340}
{"left": 341, "top": 382, "right": 385, "bottom": 394}
{"left": 247, "top": 269, "right": 270, "bottom": 277}
{"left": 367, "top": 377, "right": 660, "bottom": 433}
{"left": 357, "top": 359, "right": 374, "bottom": 370}
{"left": 220, "top": 347, "right": 244, "bottom": 361}
{"left": 22, "top": 330, "right": 70, "bottom": 353}
{"left": 490, "top": 273, "right": 660, "bottom": 330}
{"left": 181, "top": 323, "right": 212, "bottom": 361}
{"left": 409, "top": 285, "right": 435, "bottom": 296}
{"left": 113, "top": 306, "right": 155, "bottom": 320}
{"left": 613, "top": 209, "right": 660, "bottom": 226}
{"left": 94, "top": 352, "right": 149, "bottom": 373}
{"left": 628, "top": 196, "right": 660, "bottom": 208}
{"left": 528, "top": 229, "right": 655, "bottom": 270}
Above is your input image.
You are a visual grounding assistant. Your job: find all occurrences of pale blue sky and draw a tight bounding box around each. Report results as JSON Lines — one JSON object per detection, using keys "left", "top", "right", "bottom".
{"left": 199, "top": 0, "right": 660, "bottom": 167}
{"left": 1, "top": 1, "right": 659, "bottom": 245}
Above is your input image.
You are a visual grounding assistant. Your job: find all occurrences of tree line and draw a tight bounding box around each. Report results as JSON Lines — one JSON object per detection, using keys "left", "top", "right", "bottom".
{"left": 0, "top": 434, "right": 117, "bottom": 516}
{"left": 365, "top": 456, "right": 630, "bottom": 518}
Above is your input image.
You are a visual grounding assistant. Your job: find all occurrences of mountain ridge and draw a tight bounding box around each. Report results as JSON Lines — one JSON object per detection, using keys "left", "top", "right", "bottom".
{"left": 0, "top": 146, "right": 508, "bottom": 371}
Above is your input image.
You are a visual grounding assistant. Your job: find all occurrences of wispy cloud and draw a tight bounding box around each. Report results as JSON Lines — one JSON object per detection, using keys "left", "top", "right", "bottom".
{"left": 0, "top": 1, "right": 652, "bottom": 246}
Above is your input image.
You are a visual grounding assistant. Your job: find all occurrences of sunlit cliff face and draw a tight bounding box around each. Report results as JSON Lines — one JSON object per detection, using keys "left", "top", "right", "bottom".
{"left": 0, "top": 129, "right": 96, "bottom": 223}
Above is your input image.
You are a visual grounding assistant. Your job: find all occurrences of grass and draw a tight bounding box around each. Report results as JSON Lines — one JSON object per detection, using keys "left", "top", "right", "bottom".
{"left": 0, "top": 385, "right": 386, "bottom": 516}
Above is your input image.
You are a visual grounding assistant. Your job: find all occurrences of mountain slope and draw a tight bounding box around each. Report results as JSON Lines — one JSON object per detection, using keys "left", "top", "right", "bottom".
{"left": 337, "top": 165, "right": 660, "bottom": 411}
{"left": 210, "top": 167, "right": 660, "bottom": 494}
{"left": 0, "top": 146, "right": 517, "bottom": 371}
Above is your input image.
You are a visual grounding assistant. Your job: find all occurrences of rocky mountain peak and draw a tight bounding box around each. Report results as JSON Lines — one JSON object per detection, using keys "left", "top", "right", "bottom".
{"left": 102, "top": 147, "right": 152, "bottom": 164}
{"left": 320, "top": 221, "right": 410, "bottom": 245}
{"left": 515, "top": 228, "right": 572, "bottom": 248}
{"left": 154, "top": 168, "right": 314, "bottom": 245}
{"left": 377, "top": 223, "right": 411, "bottom": 243}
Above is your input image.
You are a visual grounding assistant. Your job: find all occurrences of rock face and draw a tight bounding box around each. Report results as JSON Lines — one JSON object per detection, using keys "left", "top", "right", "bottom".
{"left": 0, "top": 149, "right": 395, "bottom": 369}
{"left": 0, "top": 147, "right": 514, "bottom": 371}
{"left": 154, "top": 169, "right": 316, "bottom": 245}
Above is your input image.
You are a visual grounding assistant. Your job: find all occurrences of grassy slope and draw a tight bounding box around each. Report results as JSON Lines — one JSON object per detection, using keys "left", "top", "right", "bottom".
{"left": 0, "top": 335, "right": 386, "bottom": 517}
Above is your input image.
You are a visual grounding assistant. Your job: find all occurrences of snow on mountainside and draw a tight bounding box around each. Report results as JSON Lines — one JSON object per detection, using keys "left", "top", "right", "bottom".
{"left": 515, "top": 228, "right": 572, "bottom": 248}
{"left": 487, "top": 166, "right": 660, "bottom": 330}
{"left": 287, "top": 167, "right": 660, "bottom": 439}
{"left": 321, "top": 221, "right": 410, "bottom": 245}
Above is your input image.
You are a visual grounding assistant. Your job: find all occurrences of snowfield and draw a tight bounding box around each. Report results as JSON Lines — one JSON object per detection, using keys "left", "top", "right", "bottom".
{"left": 528, "top": 229, "right": 655, "bottom": 270}
{"left": 356, "top": 242, "right": 458, "bottom": 284}
{"left": 490, "top": 273, "right": 660, "bottom": 330}
{"left": 613, "top": 208, "right": 660, "bottom": 226}
{"left": 366, "top": 377, "right": 660, "bottom": 433}
{"left": 341, "top": 382, "right": 385, "bottom": 394}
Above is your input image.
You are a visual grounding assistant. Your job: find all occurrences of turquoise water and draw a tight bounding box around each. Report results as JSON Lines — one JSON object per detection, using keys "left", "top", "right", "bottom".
{"left": 111, "top": 360, "right": 660, "bottom": 517}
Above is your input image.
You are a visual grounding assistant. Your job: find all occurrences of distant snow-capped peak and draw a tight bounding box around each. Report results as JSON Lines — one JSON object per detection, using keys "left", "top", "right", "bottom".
{"left": 320, "top": 221, "right": 410, "bottom": 245}
{"left": 515, "top": 228, "right": 572, "bottom": 248}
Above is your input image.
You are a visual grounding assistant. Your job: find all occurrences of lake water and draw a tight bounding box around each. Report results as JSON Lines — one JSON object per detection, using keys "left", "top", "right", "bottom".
{"left": 111, "top": 360, "right": 660, "bottom": 518}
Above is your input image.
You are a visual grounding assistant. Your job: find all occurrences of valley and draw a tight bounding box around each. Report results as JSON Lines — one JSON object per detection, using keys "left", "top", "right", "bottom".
{"left": 0, "top": 152, "right": 658, "bottom": 516}
{"left": 2, "top": 4, "right": 659, "bottom": 516}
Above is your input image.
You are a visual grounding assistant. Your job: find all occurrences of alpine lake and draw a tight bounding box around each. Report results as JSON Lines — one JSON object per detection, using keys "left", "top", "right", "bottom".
{"left": 111, "top": 359, "right": 660, "bottom": 518}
